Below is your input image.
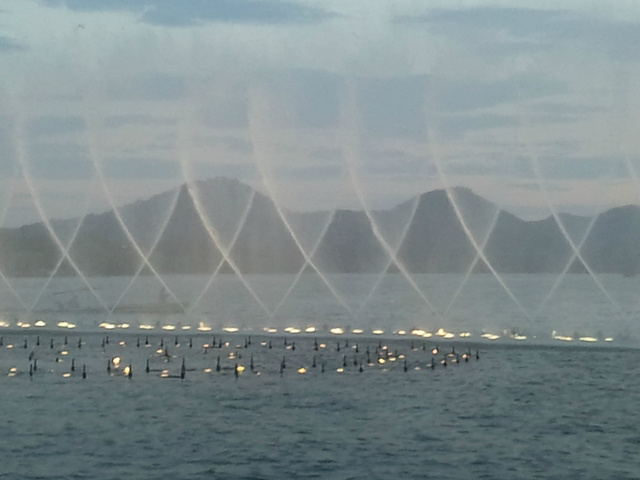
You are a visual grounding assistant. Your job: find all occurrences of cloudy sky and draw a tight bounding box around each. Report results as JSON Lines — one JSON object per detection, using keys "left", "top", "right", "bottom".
{"left": 1, "top": 0, "right": 640, "bottom": 227}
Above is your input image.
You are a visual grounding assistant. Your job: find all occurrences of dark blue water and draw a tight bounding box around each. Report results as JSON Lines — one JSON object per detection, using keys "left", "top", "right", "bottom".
{"left": 1, "top": 333, "right": 639, "bottom": 479}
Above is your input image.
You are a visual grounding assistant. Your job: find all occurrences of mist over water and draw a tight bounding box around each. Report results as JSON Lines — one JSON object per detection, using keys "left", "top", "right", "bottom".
{"left": 3, "top": 1, "right": 640, "bottom": 478}
{"left": 0, "top": 273, "right": 636, "bottom": 345}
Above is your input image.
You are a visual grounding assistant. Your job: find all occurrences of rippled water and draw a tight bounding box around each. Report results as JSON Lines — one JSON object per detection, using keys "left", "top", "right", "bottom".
{"left": 2, "top": 331, "right": 640, "bottom": 479}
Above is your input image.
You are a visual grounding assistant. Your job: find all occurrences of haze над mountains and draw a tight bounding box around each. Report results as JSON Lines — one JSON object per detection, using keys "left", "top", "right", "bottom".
{"left": 0, "top": 177, "right": 638, "bottom": 277}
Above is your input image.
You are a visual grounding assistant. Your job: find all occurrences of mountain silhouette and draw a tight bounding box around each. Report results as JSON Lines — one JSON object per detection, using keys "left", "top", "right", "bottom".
{"left": 0, "top": 177, "right": 634, "bottom": 277}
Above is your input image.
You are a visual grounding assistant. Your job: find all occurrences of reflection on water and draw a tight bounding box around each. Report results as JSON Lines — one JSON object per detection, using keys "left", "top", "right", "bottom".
{"left": 0, "top": 274, "right": 637, "bottom": 345}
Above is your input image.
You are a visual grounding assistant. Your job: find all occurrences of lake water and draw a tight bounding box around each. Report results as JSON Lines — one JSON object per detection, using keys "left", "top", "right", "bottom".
{"left": 1, "top": 273, "right": 639, "bottom": 343}
{"left": 1, "top": 274, "right": 640, "bottom": 478}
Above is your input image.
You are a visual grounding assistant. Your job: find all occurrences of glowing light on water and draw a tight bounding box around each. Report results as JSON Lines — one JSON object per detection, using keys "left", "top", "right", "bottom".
{"left": 553, "top": 333, "right": 573, "bottom": 342}
{"left": 579, "top": 337, "right": 598, "bottom": 343}
{"left": 223, "top": 326, "right": 239, "bottom": 333}
{"left": 330, "top": 328, "right": 344, "bottom": 335}
{"left": 481, "top": 333, "right": 500, "bottom": 340}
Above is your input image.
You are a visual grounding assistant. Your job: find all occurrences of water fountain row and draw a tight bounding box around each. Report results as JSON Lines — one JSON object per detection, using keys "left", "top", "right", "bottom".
{"left": 0, "top": 83, "right": 638, "bottom": 340}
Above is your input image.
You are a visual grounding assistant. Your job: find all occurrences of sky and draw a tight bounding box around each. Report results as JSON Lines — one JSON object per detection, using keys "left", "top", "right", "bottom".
{"left": 1, "top": 0, "right": 640, "bottom": 226}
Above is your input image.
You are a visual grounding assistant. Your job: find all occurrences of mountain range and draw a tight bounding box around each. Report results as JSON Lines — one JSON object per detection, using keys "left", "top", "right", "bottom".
{"left": 0, "top": 177, "right": 638, "bottom": 277}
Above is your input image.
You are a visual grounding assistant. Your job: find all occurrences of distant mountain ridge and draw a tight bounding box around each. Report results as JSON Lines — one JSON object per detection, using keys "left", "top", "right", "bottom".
{"left": 0, "top": 177, "right": 637, "bottom": 277}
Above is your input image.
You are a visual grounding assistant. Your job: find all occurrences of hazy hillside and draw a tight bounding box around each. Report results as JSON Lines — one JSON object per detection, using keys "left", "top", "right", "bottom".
{"left": 0, "top": 177, "right": 635, "bottom": 276}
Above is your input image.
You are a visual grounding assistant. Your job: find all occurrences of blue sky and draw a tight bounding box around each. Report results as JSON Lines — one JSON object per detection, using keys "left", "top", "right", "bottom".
{"left": 1, "top": 0, "right": 640, "bottom": 225}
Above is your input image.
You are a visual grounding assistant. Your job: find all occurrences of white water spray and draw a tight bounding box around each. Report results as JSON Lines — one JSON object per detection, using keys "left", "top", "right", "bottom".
{"left": 425, "top": 126, "right": 532, "bottom": 321}
{"left": 443, "top": 205, "right": 502, "bottom": 318}
{"left": 14, "top": 114, "right": 110, "bottom": 313}
{"left": 353, "top": 195, "right": 422, "bottom": 318}
{"left": 82, "top": 105, "right": 186, "bottom": 313}
{"left": 28, "top": 187, "right": 97, "bottom": 311}
{"left": 109, "top": 186, "right": 183, "bottom": 313}
{"left": 186, "top": 189, "right": 257, "bottom": 317}
{"left": 271, "top": 208, "right": 339, "bottom": 317}
{"left": 174, "top": 110, "right": 274, "bottom": 320}
{"left": 339, "top": 80, "right": 443, "bottom": 321}
{"left": 524, "top": 135, "right": 625, "bottom": 316}
{"left": 0, "top": 152, "right": 29, "bottom": 311}
{"left": 246, "top": 86, "right": 355, "bottom": 318}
